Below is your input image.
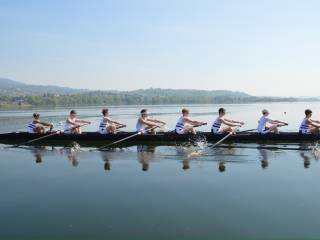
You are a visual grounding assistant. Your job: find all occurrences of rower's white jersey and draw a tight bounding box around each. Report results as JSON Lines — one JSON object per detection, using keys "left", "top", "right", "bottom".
{"left": 136, "top": 118, "right": 147, "bottom": 132}
{"left": 175, "top": 116, "right": 186, "bottom": 134}
{"left": 27, "top": 121, "right": 37, "bottom": 133}
{"left": 64, "top": 118, "right": 76, "bottom": 134}
{"left": 99, "top": 117, "right": 110, "bottom": 134}
{"left": 257, "top": 116, "right": 272, "bottom": 133}
{"left": 211, "top": 117, "right": 222, "bottom": 134}
{"left": 299, "top": 118, "right": 310, "bottom": 134}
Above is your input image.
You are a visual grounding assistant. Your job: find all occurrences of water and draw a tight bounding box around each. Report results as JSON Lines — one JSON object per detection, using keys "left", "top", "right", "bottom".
{"left": 1, "top": 103, "right": 320, "bottom": 239}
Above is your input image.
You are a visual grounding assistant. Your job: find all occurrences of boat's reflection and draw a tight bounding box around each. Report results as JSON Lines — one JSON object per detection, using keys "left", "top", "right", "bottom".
{"left": 15, "top": 142, "right": 320, "bottom": 171}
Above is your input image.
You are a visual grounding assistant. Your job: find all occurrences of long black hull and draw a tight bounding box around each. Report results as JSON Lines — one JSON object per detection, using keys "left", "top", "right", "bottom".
{"left": 0, "top": 131, "right": 319, "bottom": 147}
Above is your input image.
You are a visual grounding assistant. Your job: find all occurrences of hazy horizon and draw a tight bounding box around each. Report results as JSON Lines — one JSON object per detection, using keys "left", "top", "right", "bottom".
{"left": 1, "top": 0, "right": 320, "bottom": 96}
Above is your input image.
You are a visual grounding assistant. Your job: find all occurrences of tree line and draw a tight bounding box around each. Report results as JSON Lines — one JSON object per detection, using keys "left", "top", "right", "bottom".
{"left": 0, "top": 91, "right": 307, "bottom": 108}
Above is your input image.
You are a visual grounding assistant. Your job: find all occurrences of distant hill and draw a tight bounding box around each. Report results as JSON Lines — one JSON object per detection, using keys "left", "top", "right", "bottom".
{"left": 0, "top": 78, "right": 86, "bottom": 95}
{"left": 0, "top": 78, "right": 318, "bottom": 108}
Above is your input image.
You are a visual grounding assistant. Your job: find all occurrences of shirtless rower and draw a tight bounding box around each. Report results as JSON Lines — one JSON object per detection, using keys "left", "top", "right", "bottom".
{"left": 175, "top": 108, "right": 207, "bottom": 134}
{"left": 136, "top": 109, "right": 165, "bottom": 134}
{"left": 64, "top": 110, "right": 91, "bottom": 134}
{"left": 27, "top": 113, "right": 53, "bottom": 134}
{"left": 299, "top": 109, "right": 320, "bottom": 135}
{"left": 257, "top": 109, "right": 288, "bottom": 134}
{"left": 99, "top": 108, "right": 126, "bottom": 134}
{"left": 211, "top": 108, "right": 244, "bottom": 134}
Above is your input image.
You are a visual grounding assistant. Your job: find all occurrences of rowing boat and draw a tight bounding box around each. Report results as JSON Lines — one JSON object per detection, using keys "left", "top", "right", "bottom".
{"left": 0, "top": 131, "right": 319, "bottom": 147}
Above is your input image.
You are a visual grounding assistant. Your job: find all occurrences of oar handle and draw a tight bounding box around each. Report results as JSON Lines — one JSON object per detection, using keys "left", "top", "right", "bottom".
{"left": 193, "top": 123, "right": 207, "bottom": 128}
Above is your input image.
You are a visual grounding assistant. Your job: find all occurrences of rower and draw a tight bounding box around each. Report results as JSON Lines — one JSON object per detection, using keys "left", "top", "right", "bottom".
{"left": 64, "top": 110, "right": 91, "bottom": 134}
{"left": 175, "top": 108, "right": 207, "bottom": 134}
{"left": 211, "top": 108, "right": 244, "bottom": 134}
{"left": 299, "top": 109, "right": 320, "bottom": 135}
{"left": 27, "top": 113, "right": 53, "bottom": 134}
{"left": 99, "top": 108, "right": 126, "bottom": 134}
{"left": 257, "top": 109, "right": 288, "bottom": 134}
{"left": 136, "top": 109, "right": 165, "bottom": 134}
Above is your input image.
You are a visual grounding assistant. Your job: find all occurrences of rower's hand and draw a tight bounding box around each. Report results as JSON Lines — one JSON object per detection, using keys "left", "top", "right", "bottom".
{"left": 202, "top": 123, "right": 207, "bottom": 126}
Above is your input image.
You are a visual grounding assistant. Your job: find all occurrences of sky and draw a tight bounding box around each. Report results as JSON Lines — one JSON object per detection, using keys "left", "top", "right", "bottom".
{"left": 1, "top": 0, "right": 320, "bottom": 96}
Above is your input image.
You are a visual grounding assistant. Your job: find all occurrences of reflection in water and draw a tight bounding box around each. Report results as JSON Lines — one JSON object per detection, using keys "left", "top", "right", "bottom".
{"left": 49, "top": 142, "right": 82, "bottom": 167}
{"left": 182, "top": 159, "right": 190, "bottom": 170}
{"left": 300, "top": 152, "right": 311, "bottom": 169}
{"left": 101, "top": 150, "right": 115, "bottom": 171}
{"left": 218, "top": 161, "right": 226, "bottom": 172}
{"left": 31, "top": 146, "right": 46, "bottom": 164}
{"left": 13, "top": 142, "right": 320, "bottom": 172}
{"left": 259, "top": 148, "right": 271, "bottom": 170}
{"left": 137, "top": 145, "right": 156, "bottom": 171}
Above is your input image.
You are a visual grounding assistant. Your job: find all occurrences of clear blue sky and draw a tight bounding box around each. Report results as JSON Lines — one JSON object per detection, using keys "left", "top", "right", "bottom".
{"left": 1, "top": 0, "right": 320, "bottom": 96}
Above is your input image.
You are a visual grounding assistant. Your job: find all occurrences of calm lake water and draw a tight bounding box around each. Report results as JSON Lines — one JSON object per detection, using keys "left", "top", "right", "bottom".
{"left": 1, "top": 103, "right": 320, "bottom": 240}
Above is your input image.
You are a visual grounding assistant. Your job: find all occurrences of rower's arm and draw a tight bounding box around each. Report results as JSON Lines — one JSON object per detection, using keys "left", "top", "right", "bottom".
{"left": 149, "top": 119, "right": 165, "bottom": 125}
{"left": 184, "top": 117, "right": 206, "bottom": 126}
{"left": 36, "top": 120, "right": 53, "bottom": 127}
{"left": 224, "top": 118, "right": 244, "bottom": 125}
{"left": 311, "top": 119, "right": 320, "bottom": 124}
{"left": 273, "top": 120, "right": 288, "bottom": 125}
{"left": 66, "top": 119, "right": 79, "bottom": 126}
{"left": 140, "top": 118, "right": 159, "bottom": 127}
{"left": 309, "top": 119, "right": 320, "bottom": 128}
{"left": 75, "top": 119, "right": 91, "bottom": 124}
{"left": 221, "top": 118, "right": 240, "bottom": 127}
{"left": 107, "top": 118, "right": 126, "bottom": 126}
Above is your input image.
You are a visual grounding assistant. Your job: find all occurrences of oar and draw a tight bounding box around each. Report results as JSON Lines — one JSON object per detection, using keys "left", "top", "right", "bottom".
{"left": 211, "top": 126, "right": 241, "bottom": 148}
{"left": 9, "top": 123, "right": 90, "bottom": 148}
{"left": 237, "top": 128, "right": 257, "bottom": 133}
{"left": 98, "top": 124, "right": 165, "bottom": 151}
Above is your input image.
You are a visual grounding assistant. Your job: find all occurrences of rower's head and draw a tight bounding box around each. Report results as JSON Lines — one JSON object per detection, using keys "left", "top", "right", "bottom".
{"left": 262, "top": 109, "right": 270, "bottom": 116}
{"left": 305, "top": 109, "right": 312, "bottom": 118}
{"left": 140, "top": 109, "right": 148, "bottom": 117}
{"left": 182, "top": 108, "right": 189, "bottom": 116}
{"left": 70, "top": 110, "right": 77, "bottom": 117}
{"left": 218, "top": 108, "right": 226, "bottom": 117}
{"left": 33, "top": 113, "right": 40, "bottom": 120}
{"left": 102, "top": 108, "right": 109, "bottom": 116}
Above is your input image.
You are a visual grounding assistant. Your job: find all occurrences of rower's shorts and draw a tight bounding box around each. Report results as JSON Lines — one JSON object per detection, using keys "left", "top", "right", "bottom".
{"left": 211, "top": 128, "right": 223, "bottom": 134}
{"left": 175, "top": 128, "right": 184, "bottom": 134}
{"left": 299, "top": 129, "right": 311, "bottom": 134}
{"left": 99, "top": 128, "right": 108, "bottom": 134}
{"left": 259, "top": 128, "right": 270, "bottom": 134}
